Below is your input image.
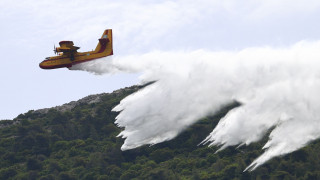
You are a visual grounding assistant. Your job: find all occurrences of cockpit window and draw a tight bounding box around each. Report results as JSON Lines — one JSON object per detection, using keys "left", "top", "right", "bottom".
{"left": 45, "top": 57, "right": 50, "bottom": 60}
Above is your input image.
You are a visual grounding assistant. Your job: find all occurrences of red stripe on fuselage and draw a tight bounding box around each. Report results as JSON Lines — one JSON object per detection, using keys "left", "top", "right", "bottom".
{"left": 39, "top": 55, "right": 112, "bottom": 69}
{"left": 39, "top": 63, "right": 72, "bottom": 69}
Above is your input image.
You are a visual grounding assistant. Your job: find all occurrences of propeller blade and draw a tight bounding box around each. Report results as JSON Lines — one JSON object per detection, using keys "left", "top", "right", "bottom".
{"left": 53, "top": 44, "right": 57, "bottom": 55}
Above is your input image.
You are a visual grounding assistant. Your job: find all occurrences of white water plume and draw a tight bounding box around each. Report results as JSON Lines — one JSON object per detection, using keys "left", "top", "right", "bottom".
{"left": 71, "top": 41, "right": 320, "bottom": 170}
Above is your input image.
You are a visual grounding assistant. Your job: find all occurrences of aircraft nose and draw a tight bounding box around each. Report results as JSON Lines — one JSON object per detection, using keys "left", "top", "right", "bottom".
{"left": 39, "top": 61, "right": 47, "bottom": 69}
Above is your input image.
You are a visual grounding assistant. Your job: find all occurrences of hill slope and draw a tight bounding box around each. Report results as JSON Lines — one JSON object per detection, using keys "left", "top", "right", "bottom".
{"left": 0, "top": 85, "right": 320, "bottom": 180}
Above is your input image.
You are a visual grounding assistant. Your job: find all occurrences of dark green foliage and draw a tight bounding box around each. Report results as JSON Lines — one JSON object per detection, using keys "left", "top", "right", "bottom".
{"left": 0, "top": 167, "right": 17, "bottom": 180}
{"left": 27, "top": 158, "right": 42, "bottom": 170}
{"left": 149, "top": 148, "right": 174, "bottom": 163}
{"left": 0, "top": 85, "right": 319, "bottom": 179}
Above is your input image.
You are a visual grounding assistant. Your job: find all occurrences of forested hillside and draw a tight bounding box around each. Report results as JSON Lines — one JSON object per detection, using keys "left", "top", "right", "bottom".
{"left": 0, "top": 85, "right": 320, "bottom": 180}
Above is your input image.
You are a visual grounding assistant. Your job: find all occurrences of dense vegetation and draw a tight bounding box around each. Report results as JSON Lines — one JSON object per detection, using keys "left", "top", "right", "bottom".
{"left": 1, "top": 85, "right": 320, "bottom": 180}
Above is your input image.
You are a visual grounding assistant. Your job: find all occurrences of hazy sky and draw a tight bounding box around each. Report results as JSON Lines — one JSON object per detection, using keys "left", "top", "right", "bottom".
{"left": 1, "top": 0, "right": 320, "bottom": 119}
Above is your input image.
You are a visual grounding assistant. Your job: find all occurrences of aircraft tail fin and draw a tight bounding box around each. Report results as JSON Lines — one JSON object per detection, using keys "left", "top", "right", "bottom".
{"left": 94, "top": 29, "right": 113, "bottom": 55}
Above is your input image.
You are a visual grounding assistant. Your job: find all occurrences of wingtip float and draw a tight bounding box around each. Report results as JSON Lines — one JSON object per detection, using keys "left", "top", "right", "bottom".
{"left": 39, "top": 29, "right": 113, "bottom": 70}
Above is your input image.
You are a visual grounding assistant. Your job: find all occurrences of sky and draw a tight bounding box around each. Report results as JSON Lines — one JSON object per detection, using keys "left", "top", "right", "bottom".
{"left": 1, "top": 0, "right": 320, "bottom": 119}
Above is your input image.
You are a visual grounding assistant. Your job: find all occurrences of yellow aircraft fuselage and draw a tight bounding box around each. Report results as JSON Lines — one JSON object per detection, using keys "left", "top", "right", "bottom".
{"left": 39, "top": 29, "right": 113, "bottom": 69}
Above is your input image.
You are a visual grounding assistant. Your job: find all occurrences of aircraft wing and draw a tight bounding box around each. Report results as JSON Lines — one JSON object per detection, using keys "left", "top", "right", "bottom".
{"left": 56, "top": 41, "right": 80, "bottom": 52}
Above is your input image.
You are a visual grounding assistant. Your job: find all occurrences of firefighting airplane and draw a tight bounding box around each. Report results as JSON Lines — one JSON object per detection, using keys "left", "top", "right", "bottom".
{"left": 39, "top": 29, "right": 113, "bottom": 69}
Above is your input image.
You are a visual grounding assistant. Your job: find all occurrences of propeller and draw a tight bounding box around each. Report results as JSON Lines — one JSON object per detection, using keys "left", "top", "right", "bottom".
{"left": 53, "top": 44, "right": 57, "bottom": 55}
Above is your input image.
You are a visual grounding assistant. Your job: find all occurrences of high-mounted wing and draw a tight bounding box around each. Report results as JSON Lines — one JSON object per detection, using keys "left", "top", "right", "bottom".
{"left": 56, "top": 41, "right": 80, "bottom": 53}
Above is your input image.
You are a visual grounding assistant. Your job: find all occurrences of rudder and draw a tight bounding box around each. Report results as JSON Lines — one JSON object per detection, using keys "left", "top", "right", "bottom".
{"left": 94, "top": 29, "right": 113, "bottom": 55}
